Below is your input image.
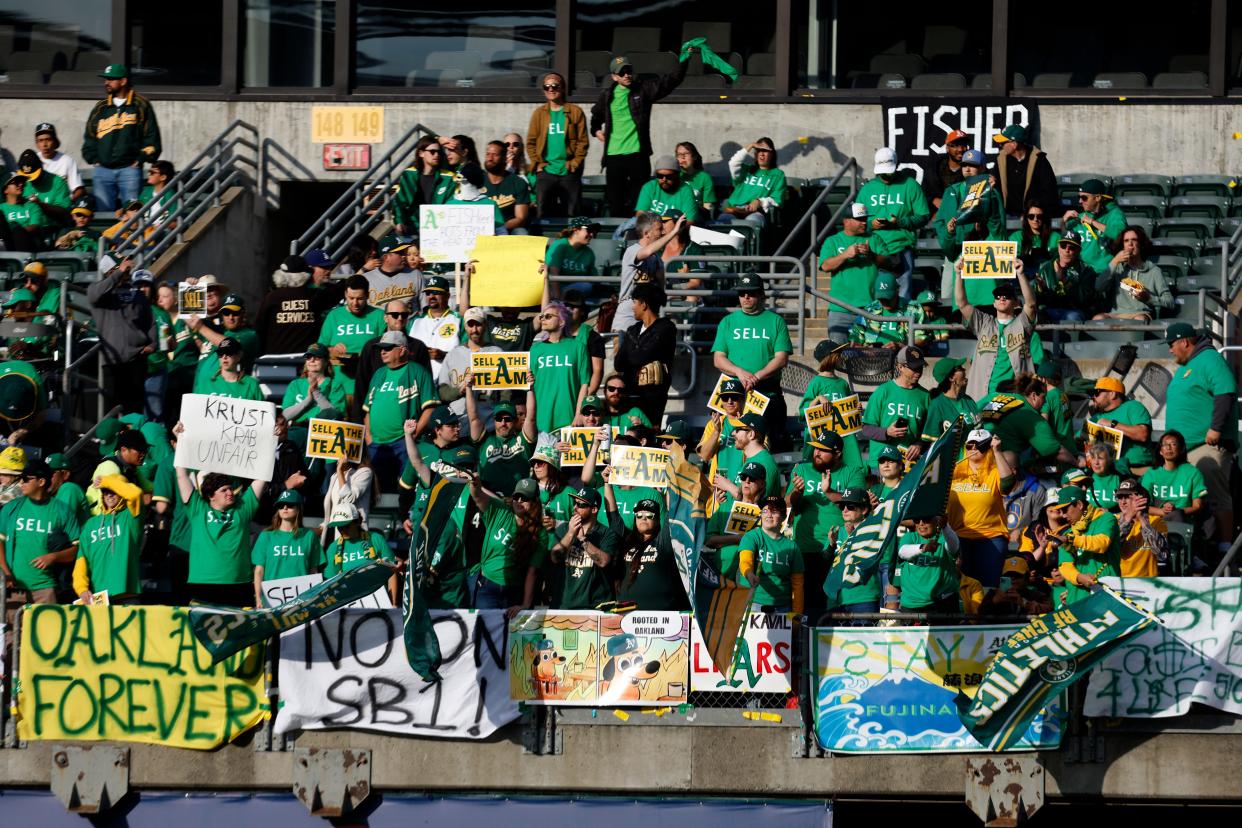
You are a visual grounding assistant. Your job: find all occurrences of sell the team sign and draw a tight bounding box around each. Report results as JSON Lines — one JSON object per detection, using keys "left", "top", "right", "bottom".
{"left": 725, "top": 500, "right": 761, "bottom": 534}
{"left": 609, "top": 445, "right": 671, "bottom": 489}
{"left": 174, "top": 394, "right": 277, "bottom": 481}
{"left": 178, "top": 282, "right": 207, "bottom": 315}
{"left": 1085, "top": 419, "right": 1124, "bottom": 458}
{"left": 706, "top": 374, "right": 769, "bottom": 416}
{"left": 960, "top": 241, "right": 1018, "bottom": 279}
{"left": 804, "top": 395, "right": 862, "bottom": 436}
{"left": 560, "top": 426, "right": 616, "bottom": 467}
{"left": 306, "top": 418, "right": 364, "bottom": 463}
{"left": 471, "top": 351, "right": 530, "bottom": 390}
{"left": 691, "top": 611, "right": 792, "bottom": 693}
{"left": 260, "top": 573, "right": 391, "bottom": 611}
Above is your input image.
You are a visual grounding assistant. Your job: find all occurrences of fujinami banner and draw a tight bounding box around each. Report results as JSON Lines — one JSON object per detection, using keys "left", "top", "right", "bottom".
{"left": 276, "top": 609, "right": 518, "bottom": 739}
{"left": 1085, "top": 577, "right": 1242, "bottom": 718}
{"left": 691, "top": 611, "right": 792, "bottom": 693}
{"left": 881, "top": 98, "right": 1039, "bottom": 185}
{"left": 175, "top": 394, "right": 277, "bottom": 481}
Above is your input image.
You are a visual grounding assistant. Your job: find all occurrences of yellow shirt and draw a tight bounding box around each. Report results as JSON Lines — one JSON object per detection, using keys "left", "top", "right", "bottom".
{"left": 947, "top": 456, "right": 1009, "bottom": 540}
{"left": 1118, "top": 514, "right": 1166, "bottom": 578}
{"left": 959, "top": 574, "right": 985, "bottom": 614}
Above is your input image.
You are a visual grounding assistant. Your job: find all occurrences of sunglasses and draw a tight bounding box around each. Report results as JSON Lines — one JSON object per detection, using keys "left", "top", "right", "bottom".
{"left": 737, "top": 291, "right": 760, "bottom": 298}
{"left": 1057, "top": 241, "right": 1077, "bottom": 249}
{"left": 655, "top": 172, "right": 677, "bottom": 180}
{"left": 738, "top": 474, "right": 758, "bottom": 482}
{"left": 573, "top": 502, "right": 594, "bottom": 510}
{"left": 605, "top": 385, "right": 625, "bottom": 392}
{"left": 964, "top": 441, "right": 986, "bottom": 450}
{"left": 543, "top": 84, "right": 562, "bottom": 91}
{"left": 504, "top": 141, "right": 521, "bottom": 147}
{"left": 617, "top": 69, "right": 634, "bottom": 77}
{"left": 634, "top": 512, "right": 656, "bottom": 519}
{"left": 754, "top": 147, "right": 773, "bottom": 154}
{"left": 378, "top": 344, "right": 401, "bottom": 352}
{"left": 386, "top": 311, "right": 409, "bottom": 318}
{"left": 531, "top": 459, "right": 548, "bottom": 467}
{"left": 220, "top": 310, "right": 241, "bottom": 317}
{"left": 424, "top": 148, "right": 442, "bottom": 154}
{"left": 20, "top": 473, "right": 40, "bottom": 482}
{"left": 841, "top": 503, "right": 864, "bottom": 510}
{"left": 538, "top": 312, "right": 559, "bottom": 320}
{"left": 1077, "top": 195, "right": 1091, "bottom": 201}
{"left": 494, "top": 415, "right": 514, "bottom": 423}
{"left": 512, "top": 494, "right": 534, "bottom": 503}
{"left": 1026, "top": 213, "right": 1044, "bottom": 220}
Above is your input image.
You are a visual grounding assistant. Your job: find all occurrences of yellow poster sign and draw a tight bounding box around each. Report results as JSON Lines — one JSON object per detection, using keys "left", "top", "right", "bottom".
{"left": 960, "top": 241, "right": 1018, "bottom": 279}
{"left": 724, "top": 500, "right": 761, "bottom": 534}
{"left": 560, "top": 426, "right": 618, "bottom": 467}
{"left": 471, "top": 351, "right": 531, "bottom": 390}
{"left": 17, "top": 604, "right": 265, "bottom": 749}
{"left": 178, "top": 282, "right": 207, "bottom": 315}
{"left": 469, "top": 235, "right": 548, "bottom": 307}
{"left": 306, "top": 418, "right": 365, "bottom": 463}
{"left": 1085, "top": 419, "right": 1125, "bottom": 458}
{"left": 610, "top": 445, "right": 672, "bottom": 489}
{"left": 706, "top": 374, "right": 769, "bottom": 416}
{"left": 310, "top": 105, "right": 384, "bottom": 143}
{"left": 803, "top": 394, "right": 862, "bottom": 436}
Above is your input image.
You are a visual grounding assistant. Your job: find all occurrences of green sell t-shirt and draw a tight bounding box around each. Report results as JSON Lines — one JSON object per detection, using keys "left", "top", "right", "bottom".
{"left": 552, "top": 522, "right": 614, "bottom": 610}
{"left": 682, "top": 168, "right": 716, "bottom": 208}
{"left": 894, "top": 530, "right": 959, "bottom": 609}
{"left": 282, "top": 375, "right": 349, "bottom": 424}
{"left": 1142, "top": 463, "right": 1208, "bottom": 509}
{"left": 819, "top": 231, "right": 879, "bottom": 309}
{"left": 1099, "top": 399, "right": 1156, "bottom": 469}
{"left": 736, "top": 527, "right": 804, "bottom": 608}
{"left": 318, "top": 306, "right": 386, "bottom": 353}
{"left": 711, "top": 308, "right": 793, "bottom": 378}
{"left": 787, "top": 461, "right": 866, "bottom": 553}
{"left": 861, "top": 380, "right": 930, "bottom": 468}
{"left": 634, "top": 179, "right": 700, "bottom": 222}
{"left": 1087, "top": 472, "right": 1120, "bottom": 511}
{"left": 1, "top": 200, "right": 47, "bottom": 229}
{"left": 251, "top": 527, "right": 322, "bottom": 581}
{"left": 856, "top": 173, "right": 930, "bottom": 255}
{"left": 324, "top": 530, "right": 393, "bottom": 578}
{"left": 0, "top": 496, "right": 80, "bottom": 591}
{"left": 77, "top": 510, "right": 142, "bottom": 596}
{"left": 186, "top": 488, "right": 260, "bottom": 585}
{"left": 725, "top": 165, "right": 786, "bottom": 208}
{"left": 1166, "top": 346, "right": 1239, "bottom": 449}
{"left": 547, "top": 238, "right": 597, "bottom": 276}
{"left": 481, "top": 173, "right": 531, "bottom": 223}
{"left": 545, "top": 109, "right": 568, "bottom": 175}
{"left": 923, "top": 393, "right": 979, "bottom": 442}
{"left": 479, "top": 500, "right": 551, "bottom": 586}
{"left": 364, "top": 360, "right": 437, "bottom": 444}
{"left": 531, "top": 335, "right": 591, "bottom": 433}
{"left": 607, "top": 86, "right": 640, "bottom": 156}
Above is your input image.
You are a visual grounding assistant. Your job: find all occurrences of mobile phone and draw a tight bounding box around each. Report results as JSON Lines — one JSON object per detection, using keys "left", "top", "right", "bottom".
{"left": 895, "top": 417, "right": 909, "bottom": 429}
{"left": 999, "top": 576, "right": 1013, "bottom": 592}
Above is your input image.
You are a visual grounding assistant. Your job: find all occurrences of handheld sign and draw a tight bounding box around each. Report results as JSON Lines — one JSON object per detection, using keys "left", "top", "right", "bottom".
{"left": 1085, "top": 419, "right": 1125, "bottom": 458}
{"left": 724, "top": 501, "right": 761, "bottom": 534}
{"left": 560, "top": 426, "right": 616, "bottom": 467}
{"left": 960, "top": 241, "right": 1018, "bottom": 279}
{"left": 609, "top": 445, "right": 671, "bottom": 489}
{"left": 420, "top": 204, "right": 495, "bottom": 264}
{"left": 260, "top": 573, "right": 391, "bottom": 611}
{"left": 469, "top": 235, "right": 548, "bottom": 307}
{"left": 178, "top": 282, "right": 207, "bottom": 315}
{"left": 174, "top": 394, "right": 277, "bottom": 481}
{"left": 954, "top": 176, "right": 993, "bottom": 224}
{"left": 471, "top": 351, "right": 531, "bottom": 390}
{"left": 707, "top": 374, "right": 770, "bottom": 416}
{"left": 804, "top": 394, "right": 862, "bottom": 436}
{"left": 306, "top": 418, "right": 365, "bottom": 463}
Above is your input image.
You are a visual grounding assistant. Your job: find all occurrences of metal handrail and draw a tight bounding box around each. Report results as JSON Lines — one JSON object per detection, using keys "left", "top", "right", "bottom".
{"left": 598, "top": 330, "right": 698, "bottom": 399}
{"left": 63, "top": 404, "right": 124, "bottom": 458}
{"left": 291, "top": 122, "right": 436, "bottom": 263}
{"left": 773, "top": 158, "right": 862, "bottom": 259}
{"left": 101, "top": 120, "right": 260, "bottom": 269}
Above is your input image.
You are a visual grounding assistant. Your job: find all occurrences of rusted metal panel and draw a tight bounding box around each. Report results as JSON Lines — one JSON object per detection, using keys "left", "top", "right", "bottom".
{"left": 49, "top": 745, "right": 129, "bottom": 814}
{"left": 965, "top": 755, "right": 1044, "bottom": 826}
{"left": 292, "top": 747, "right": 372, "bottom": 817}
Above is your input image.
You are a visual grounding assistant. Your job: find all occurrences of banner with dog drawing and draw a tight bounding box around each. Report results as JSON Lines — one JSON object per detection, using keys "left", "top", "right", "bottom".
{"left": 509, "top": 610, "right": 690, "bottom": 707}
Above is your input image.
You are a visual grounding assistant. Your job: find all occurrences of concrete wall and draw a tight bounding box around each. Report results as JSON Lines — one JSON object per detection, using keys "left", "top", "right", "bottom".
{"left": 4, "top": 98, "right": 1242, "bottom": 189}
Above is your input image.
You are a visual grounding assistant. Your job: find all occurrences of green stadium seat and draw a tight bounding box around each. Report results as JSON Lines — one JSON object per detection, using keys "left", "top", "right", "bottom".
{"left": 1201, "top": 237, "right": 1226, "bottom": 255}
{"left": 588, "top": 237, "right": 623, "bottom": 270}
{"left": 1175, "top": 273, "right": 1213, "bottom": 293}
{"left": 1169, "top": 195, "right": 1229, "bottom": 220}
{"left": 0, "top": 252, "right": 30, "bottom": 276}
{"left": 1151, "top": 238, "right": 1201, "bottom": 260}
{"left": 1190, "top": 255, "right": 1222, "bottom": 276}
{"left": 1150, "top": 255, "right": 1189, "bottom": 283}
{"left": 1128, "top": 217, "right": 1154, "bottom": 238}
{"left": 1173, "top": 292, "right": 1202, "bottom": 323}
{"left": 1057, "top": 173, "right": 1111, "bottom": 201}
{"left": 916, "top": 237, "right": 945, "bottom": 256}
{"left": 1155, "top": 217, "right": 1214, "bottom": 240}
{"left": 1173, "top": 174, "right": 1237, "bottom": 199}
{"left": 1217, "top": 217, "right": 1242, "bottom": 238}
{"left": 35, "top": 252, "right": 94, "bottom": 273}
{"left": 1164, "top": 520, "right": 1195, "bottom": 576}
{"left": 1113, "top": 174, "right": 1174, "bottom": 199}
{"left": 1115, "top": 195, "right": 1167, "bottom": 220}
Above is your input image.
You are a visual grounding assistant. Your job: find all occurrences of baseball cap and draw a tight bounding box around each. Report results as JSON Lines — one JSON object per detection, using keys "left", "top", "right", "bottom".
{"left": 16, "top": 149, "right": 41, "bottom": 178}
{"left": 1061, "top": 468, "right": 1090, "bottom": 486}
{"left": 282, "top": 254, "right": 308, "bottom": 274}
{"left": 609, "top": 56, "right": 634, "bottom": 74}
{"left": 1115, "top": 478, "right": 1149, "bottom": 499}
{"left": 1093, "top": 376, "right": 1125, "bottom": 394}
{"left": 34, "top": 122, "right": 58, "bottom": 141}
{"left": 653, "top": 155, "right": 677, "bottom": 173}
{"left": 70, "top": 196, "right": 95, "bottom": 216}
{"left": 448, "top": 444, "right": 478, "bottom": 468}
{"left": 20, "top": 261, "right": 46, "bottom": 280}
{"left": 1165, "top": 322, "right": 1197, "bottom": 345}
{"left": 562, "top": 288, "right": 588, "bottom": 308}
{"left": 813, "top": 338, "right": 847, "bottom": 363}
{"left": 429, "top": 405, "right": 457, "bottom": 428}
{"left": 961, "top": 149, "right": 986, "bottom": 167}
{"left": 736, "top": 272, "right": 764, "bottom": 293}
{"left": 1001, "top": 555, "right": 1030, "bottom": 576}
{"left": 719, "top": 378, "right": 745, "bottom": 397}
{"left": 569, "top": 216, "right": 601, "bottom": 232}
{"left": 275, "top": 490, "right": 304, "bottom": 506}
{"left": 0, "top": 447, "right": 26, "bottom": 473}
{"left": 220, "top": 293, "right": 245, "bottom": 312}
{"left": 932, "top": 356, "right": 966, "bottom": 385}
{"left": 1059, "top": 230, "right": 1082, "bottom": 247}
{"left": 464, "top": 306, "right": 487, "bottom": 324}
{"left": 1078, "top": 178, "right": 1109, "bottom": 196}
{"left": 512, "top": 478, "right": 540, "bottom": 500}
{"left": 759, "top": 495, "right": 787, "bottom": 513}
{"left": 895, "top": 345, "right": 926, "bottom": 371}
{"left": 874, "top": 147, "right": 898, "bottom": 175}
{"left": 633, "top": 498, "right": 661, "bottom": 517}
{"left": 423, "top": 275, "right": 449, "bottom": 293}
{"left": 580, "top": 394, "right": 603, "bottom": 413}
{"left": 117, "top": 429, "right": 149, "bottom": 452}
{"left": 660, "top": 207, "right": 684, "bottom": 221}
{"left": 992, "top": 281, "right": 1018, "bottom": 298}
{"left": 738, "top": 412, "right": 767, "bottom": 437}
{"left": 23, "top": 458, "right": 51, "bottom": 482}
{"left": 493, "top": 400, "right": 517, "bottom": 418}
{"left": 807, "top": 428, "right": 843, "bottom": 452}
{"left": 45, "top": 453, "right": 70, "bottom": 472}
{"left": 874, "top": 272, "right": 897, "bottom": 299}
{"left": 658, "top": 420, "right": 690, "bottom": 441}
{"left": 99, "top": 64, "right": 129, "bottom": 79}
{"left": 848, "top": 202, "right": 867, "bottom": 220}
{"left": 378, "top": 330, "right": 407, "bottom": 348}
{"left": 304, "top": 342, "right": 330, "bottom": 359}
{"left": 131, "top": 269, "right": 155, "bottom": 285}
{"left": 326, "top": 502, "right": 361, "bottom": 527}
{"left": 378, "top": 234, "right": 409, "bottom": 255}
{"left": 838, "top": 487, "right": 869, "bottom": 506}
{"left": 914, "top": 289, "right": 938, "bottom": 306}
{"left": 945, "top": 129, "right": 970, "bottom": 145}
{"left": 4, "top": 174, "right": 26, "bottom": 190}
{"left": 305, "top": 248, "right": 334, "bottom": 269}
{"left": 215, "top": 337, "right": 243, "bottom": 356}
{"left": 1053, "top": 486, "right": 1087, "bottom": 508}
{"left": 876, "top": 445, "right": 903, "bottom": 464}
{"left": 965, "top": 428, "right": 993, "bottom": 447}
{"left": 738, "top": 461, "right": 767, "bottom": 480}
{"left": 3, "top": 288, "right": 36, "bottom": 308}
{"left": 570, "top": 487, "right": 602, "bottom": 508}
{"left": 992, "top": 124, "right": 1028, "bottom": 145}
{"left": 1035, "top": 360, "right": 1061, "bottom": 381}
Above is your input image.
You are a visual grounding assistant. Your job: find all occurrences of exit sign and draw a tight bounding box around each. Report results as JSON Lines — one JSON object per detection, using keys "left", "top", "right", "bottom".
{"left": 323, "top": 144, "right": 371, "bottom": 170}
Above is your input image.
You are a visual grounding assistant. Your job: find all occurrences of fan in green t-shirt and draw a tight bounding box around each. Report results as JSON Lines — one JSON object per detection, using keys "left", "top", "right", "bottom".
{"left": 721, "top": 139, "right": 786, "bottom": 225}
{"left": 73, "top": 474, "right": 144, "bottom": 603}
{"left": 529, "top": 307, "right": 591, "bottom": 433}
{"left": 634, "top": 156, "right": 700, "bottom": 222}
{"left": 250, "top": 490, "right": 323, "bottom": 605}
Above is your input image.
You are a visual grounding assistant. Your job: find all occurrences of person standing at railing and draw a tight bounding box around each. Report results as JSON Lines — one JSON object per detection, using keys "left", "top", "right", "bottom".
{"left": 857, "top": 147, "right": 930, "bottom": 299}
{"left": 81, "top": 64, "right": 162, "bottom": 215}
{"left": 87, "top": 258, "right": 158, "bottom": 416}
{"left": 527, "top": 72, "right": 590, "bottom": 220}
{"left": 818, "top": 202, "right": 892, "bottom": 341}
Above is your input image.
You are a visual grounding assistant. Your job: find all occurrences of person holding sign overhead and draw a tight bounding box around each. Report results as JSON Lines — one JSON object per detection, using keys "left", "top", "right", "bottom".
{"left": 955, "top": 255, "right": 1038, "bottom": 401}
{"left": 469, "top": 476, "right": 553, "bottom": 614}
{"left": 711, "top": 272, "right": 792, "bottom": 447}
{"left": 607, "top": 487, "right": 688, "bottom": 612}
{"left": 250, "top": 490, "right": 322, "bottom": 606}
{"left": 363, "top": 330, "right": 438, "bottom": 485}
{"left": 193, "top": 337, "right": 264, "bottom": 401}
{"left": 530, "top": 301, "right": 591, "bottom": 434}
{"left": 736, "top": 496, "right": 804, "bottom": 615}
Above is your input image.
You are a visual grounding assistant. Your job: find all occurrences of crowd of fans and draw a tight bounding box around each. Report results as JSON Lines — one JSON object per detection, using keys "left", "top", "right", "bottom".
{"left": 0, "top": 57, "right": 1237, "bottom": 638}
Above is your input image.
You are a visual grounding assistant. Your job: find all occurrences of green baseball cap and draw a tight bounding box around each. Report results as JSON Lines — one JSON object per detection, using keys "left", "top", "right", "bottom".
{"left": 220, "top": 293, "right": 245, "bottom": 312}
{"left": 876, "top": 445, "right": 903, "bottom": 463}
{"left": 606, "top": 632, "right": 639, "bottom": 658}
{"left": 874, "top": 273, "right": 897, "bottom": 299}
{"left": 838, "top": 487, "right": 869, "bottom": 506}
{"left": 429, "top": 405, "right": 457, "bottom": 429}
{"left": 807, "top": 428, "right": 843, "bottom": 452}
{"left": 1165, "top": 322, "right": 1197, "bottom": 345}
{"left": 493, "top": 400, "right": 517, "bottom": 418}
{"left": 275, "top": 490, "right": 304, "bottom": 506}
{"left": 1078, "top": 178, "right": 1109, "bottom": 196}
{"left": 99, "top": 64, "right": 129, "bottom": 79}
{"left": 580, "top": 394, "right": 603, "bottom": 413}
{"left": 719, "top": 378, "right": 745, "bottom": 397}
{"left": 738, "top": 413, "right": 767, "bottom": 437}
{"left": 932, "top": 357, "right": 966, "bottom": 385}
{"left": 658, "top": 420, "right": 689, "bottom": 441}
{"left": 3, "top": 288, "right": 36, "bottom": 307}
{"left": 738, "top": 461, "right": 767, "bottom": 480}
{"left": 569, "top": 216, "right": 601, "bottom": 232}
{"left": 1054, "top": 485, "right": 1086, "bottom": 507}
{"left": 423, "top": 275, "right": 450, "bottom": 293}
{"left": 813, "top": 338, "right": 847, "bottom": 363}
{"left": 914, "top": 289, "right": 938, "bottom": 305}
{"left": 1060, "top": 468, "right": 1090, "bottom": 486}
{"left": 378, "top": 234, "right": 409, "bottom": 255}
{"left": 45, "top": 453, "right": 71, "bottom": 472}
{"left": 304, "top": 342, "right": 330, "bottom": 359}
{"left": 1035, "top": 360, "right": 1061, "bottom": 380}
{"left": 95, "top": 417, "right": 126, "bottom": 454}
{"left": 512, "top": 478, "right": 540, "bottom": 499}
{"left": 448, "top": 444, "right": 478, "bottom": 468}
{"left": 992, "top": 124, "right": 1029, "bottom": 145}
{"left": 570, "top": 486, "right": 602, "bottom": 508}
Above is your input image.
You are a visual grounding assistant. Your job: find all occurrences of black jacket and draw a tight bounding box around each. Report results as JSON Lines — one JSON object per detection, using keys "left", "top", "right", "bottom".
{"left": 589, "top": 64, "right": 688, "bottom": 159}
{"left": 613, "top": 317, "right": 676, "bottom": 389}
{"left": 997, "top": 148, "right": 1060, "bottom": 218}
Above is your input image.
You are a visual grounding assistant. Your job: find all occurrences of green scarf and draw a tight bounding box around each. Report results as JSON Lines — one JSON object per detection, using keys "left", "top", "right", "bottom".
{"left": 679, "top": 38, "right": 739, "bottom": 81}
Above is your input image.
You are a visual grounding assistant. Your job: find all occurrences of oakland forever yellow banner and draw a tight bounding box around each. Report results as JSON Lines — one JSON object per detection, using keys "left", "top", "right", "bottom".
{"left": 17, "top": 604, "right": 266, "bottom": 749}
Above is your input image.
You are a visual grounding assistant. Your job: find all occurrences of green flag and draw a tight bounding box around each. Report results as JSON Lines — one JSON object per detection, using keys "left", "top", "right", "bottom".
{"left": 679, "top": 37, "right": 739, "bottom": 81}
{"left": 823, "top": 418, "right": 965, "bottom": 602}
{"left": 189, "top": 560, "right": 398, "bottom": 663}
{"left": 404, "top": 473, "right": 464, "bottom": 681}
{"left": 956, "top": 587, "right": 1158, "bottom": 751}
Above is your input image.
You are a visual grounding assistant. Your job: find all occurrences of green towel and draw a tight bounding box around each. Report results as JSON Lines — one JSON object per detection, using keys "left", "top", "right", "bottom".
{"left": 679, "top": 37, "right": 739, "bottom": 81}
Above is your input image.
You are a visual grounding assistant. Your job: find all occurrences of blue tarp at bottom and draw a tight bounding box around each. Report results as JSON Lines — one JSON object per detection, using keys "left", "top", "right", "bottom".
{"left": 0, "top": 790, "right": 832, "bottom": 828}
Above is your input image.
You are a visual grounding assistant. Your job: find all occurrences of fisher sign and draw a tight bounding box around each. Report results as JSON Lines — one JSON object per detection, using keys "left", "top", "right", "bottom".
{"left": 420, "top": 204, "right": 494, "bottom": 264}
{"left": 306, "top": 418, "right": 364, "bottom": 463}
{"left": 17, "top": 604, "right": 266, "bottom": 749}
{"left": 804, "top": 395, "right": 862, "bottom": 436}
{"left": 691, "top": 611, "right": 792, "bottom": 693}
{"left": 471, "top": 351, "right": 530, "bottom": 390}
{"left": 609, "top": 445, "right": 671, "bottom": 489}
{"left": 175, "top": 394, "right": 277, "bottom": 481}
{"left": 960, "top": 241, "right": 1017, "bottom": 279}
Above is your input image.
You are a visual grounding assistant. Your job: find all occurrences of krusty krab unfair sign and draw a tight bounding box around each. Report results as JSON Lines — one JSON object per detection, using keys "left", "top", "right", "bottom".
{"left": 175, "top": 394, "right": 277, "bottom": 481}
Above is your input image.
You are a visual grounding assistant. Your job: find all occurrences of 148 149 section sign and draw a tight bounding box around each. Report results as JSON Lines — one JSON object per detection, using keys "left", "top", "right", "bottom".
{"left": 881, "top": 98, "right": 1039, "bottom": 185}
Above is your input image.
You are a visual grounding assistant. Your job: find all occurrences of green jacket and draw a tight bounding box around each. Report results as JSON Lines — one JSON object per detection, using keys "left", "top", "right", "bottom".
{"left": 392, "top": 168, "right": 456, "bottom": 227}
{"left": 934, "top": 174, "right": 1006, "bottom": 261}
{"left": 82, "top": 90, "right": 162, "bottom": 168}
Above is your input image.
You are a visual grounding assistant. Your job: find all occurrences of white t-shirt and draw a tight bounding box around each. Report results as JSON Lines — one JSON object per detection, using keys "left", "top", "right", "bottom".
{"left": 40, "top": 151, "right": 83, "bottom": 192}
